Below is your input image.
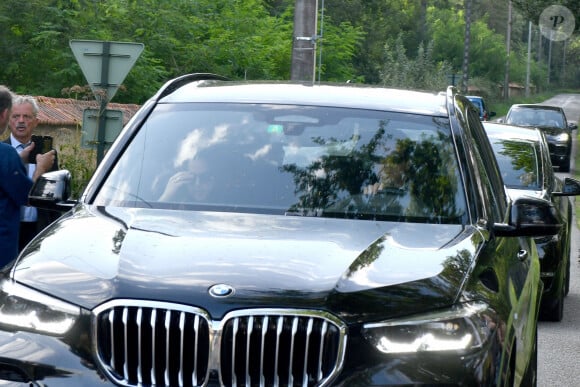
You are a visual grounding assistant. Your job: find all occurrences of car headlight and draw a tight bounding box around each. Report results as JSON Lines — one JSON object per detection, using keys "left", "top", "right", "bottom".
{"left": 554, "top": 132, "right": 569, "bottom": 142}
{"left": 362, "top": 302, "right": 497, "bottom": 354}
{"left": 0, "top": 279, "right": 80, "bottom": 335}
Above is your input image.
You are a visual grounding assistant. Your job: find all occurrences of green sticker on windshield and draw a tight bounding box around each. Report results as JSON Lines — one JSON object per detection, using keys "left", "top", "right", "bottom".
{"left": 267, "top": 124, "right": 284, "bottom": 134}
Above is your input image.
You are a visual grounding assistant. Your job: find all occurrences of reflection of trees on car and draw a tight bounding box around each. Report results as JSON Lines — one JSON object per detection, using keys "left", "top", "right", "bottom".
{"left": 495, "top": 140, "right": 538, "bottom": 188}
{"left": 382, "top": 130, "right": 460, "bottom": 219}
{"left": 282, "top": 123, "right": 386, "bottom": 215}
{"left": 282, "top": 123, "right": 462, "bottom": 222}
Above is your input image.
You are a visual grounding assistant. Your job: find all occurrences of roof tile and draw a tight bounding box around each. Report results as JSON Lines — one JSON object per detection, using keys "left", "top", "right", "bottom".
{"left": 36, "top": 96, "right": 141, "bottom": 126}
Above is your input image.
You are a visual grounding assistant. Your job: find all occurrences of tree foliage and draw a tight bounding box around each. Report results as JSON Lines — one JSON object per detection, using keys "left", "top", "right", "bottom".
{"left": 0, "top": 0, "right": 577, "bottom": 105}
{"left": 379, "top": 34, "right": 451, "bottom": 90}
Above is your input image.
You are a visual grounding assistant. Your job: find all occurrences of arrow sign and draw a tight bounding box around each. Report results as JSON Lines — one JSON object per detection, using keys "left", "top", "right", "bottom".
{"left": 70, "top": 40, "right": 144, "bottom": 102}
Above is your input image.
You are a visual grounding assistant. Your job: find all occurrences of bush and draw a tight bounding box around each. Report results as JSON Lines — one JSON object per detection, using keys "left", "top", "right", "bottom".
{"left": 55, "top": 127, "right": 96, "bottom": 199}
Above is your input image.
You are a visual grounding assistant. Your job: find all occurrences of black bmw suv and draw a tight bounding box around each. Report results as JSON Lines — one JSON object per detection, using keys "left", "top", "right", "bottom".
{"left": 502, "top": 103, "right": 578, "bottom": 172}
{"left": 1, "top": 75, "right": 561, "bottom": 386}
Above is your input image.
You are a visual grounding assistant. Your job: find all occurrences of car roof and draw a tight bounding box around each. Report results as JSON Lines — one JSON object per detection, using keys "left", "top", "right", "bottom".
{"left": 508, "top": 104, "right": 564, "bottom": 112}
{"left": 161, "top": 80, "right": 450, "bottom": 116}
{"left": 483, "top": 122, "right": 543, "bottom": 142}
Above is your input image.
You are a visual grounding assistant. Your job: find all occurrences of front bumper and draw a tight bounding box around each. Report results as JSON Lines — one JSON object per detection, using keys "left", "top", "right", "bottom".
{"left": 0, "top": 331, "right": 105, "bottom": 386}
{"left": 0, "top": 327, "right": 506, "bottom": 387}
{"left": 547, "top": 142, "right": 571, "bottom": 164}
{"left": 536, "top": 237, "right": 565, "bottom": 299}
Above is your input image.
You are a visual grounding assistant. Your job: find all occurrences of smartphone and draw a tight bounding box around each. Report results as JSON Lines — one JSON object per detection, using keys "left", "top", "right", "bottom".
{"left": 28, "top": 135, "right": 53, "bottom": 163}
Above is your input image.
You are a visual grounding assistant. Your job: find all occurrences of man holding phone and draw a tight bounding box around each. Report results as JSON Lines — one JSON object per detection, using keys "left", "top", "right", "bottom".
{"left": 5, "top": 95, "right": 59, "bottom": 251}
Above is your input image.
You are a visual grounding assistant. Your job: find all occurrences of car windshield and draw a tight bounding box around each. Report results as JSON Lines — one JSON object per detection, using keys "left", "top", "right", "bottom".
{"left": 506, "top": 107, "right": 565, "bottom": 128}
{"left": 468, "top": 98, "right": 483, "bottom": 115}
{"left": 488, "top": 138, "right": 541, "bottom": 190}
{"left": 94, "top": 103, "right": 467, "bottom": 223}
{"left": 467, "top": 97, "right": 482, "bottom": 107}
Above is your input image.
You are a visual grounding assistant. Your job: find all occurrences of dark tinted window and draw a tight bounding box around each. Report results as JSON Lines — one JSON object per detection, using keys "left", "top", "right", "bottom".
{"left": 506, "top": 107, "right": 565, "bottom": 128}
{"left": 488, "top": 138, "right": 541, "bottom": 189}
{"left": 467, "top": 97, "right": 484, "bottom": 118}
{"left": 462, "top": 105, "right": 505, "bottom": 222}
{"left": 94, "top": 103, "right": 467, "bottom": 223}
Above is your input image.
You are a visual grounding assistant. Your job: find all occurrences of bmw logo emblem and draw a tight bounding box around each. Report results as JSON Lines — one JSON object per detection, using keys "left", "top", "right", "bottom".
{"left": 209, "top": 284, "right": 235, "bottom": 298}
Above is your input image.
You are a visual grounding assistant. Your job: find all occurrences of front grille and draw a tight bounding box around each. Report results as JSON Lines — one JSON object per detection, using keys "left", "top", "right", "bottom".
{"left": 219, "top": 311, "right": 345, "bottom": 387}
{"left": 93, "top": 301, "right": 347, "bottom": 387}
{"left": 94, "top": 301, "right": 212, "bottom": 387}
{"left": 547, "top": 143, "right": 568, "bottom": 156}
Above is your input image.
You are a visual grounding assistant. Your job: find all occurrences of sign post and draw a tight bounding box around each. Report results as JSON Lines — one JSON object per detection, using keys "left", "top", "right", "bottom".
{"left": 70, "top": 40, "right": 144, "bottom": 164}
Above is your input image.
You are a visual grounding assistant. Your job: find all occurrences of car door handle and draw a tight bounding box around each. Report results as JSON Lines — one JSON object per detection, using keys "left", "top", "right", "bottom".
{"left": 517, "top": 249, "right": 528, "bottom": 261}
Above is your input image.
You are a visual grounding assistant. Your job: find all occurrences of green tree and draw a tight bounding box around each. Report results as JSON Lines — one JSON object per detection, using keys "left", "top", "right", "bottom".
{"left": 0, "top": 1, "right": 80, "bottom": 96}
{"left": 379, "top": 34, "right": 451, "bottom": 90}
{"left": 428, "top": 6, "right": 510, "bottom": 94}
{"left": 325, "top": 0, "right": 425, "bottom": 84}
{"left": 316, "top": 19, "right": 365, "bottom": 82}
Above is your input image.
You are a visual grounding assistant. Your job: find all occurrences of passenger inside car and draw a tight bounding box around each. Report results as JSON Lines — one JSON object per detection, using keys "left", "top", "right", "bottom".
{"left": 158, "top": 155, "right": 215, "bottom": 202}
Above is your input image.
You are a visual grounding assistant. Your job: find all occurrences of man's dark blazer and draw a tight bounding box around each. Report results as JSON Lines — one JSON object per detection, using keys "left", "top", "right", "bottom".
{"left": 3, "top": 136, "right": 60, "bottom": 231}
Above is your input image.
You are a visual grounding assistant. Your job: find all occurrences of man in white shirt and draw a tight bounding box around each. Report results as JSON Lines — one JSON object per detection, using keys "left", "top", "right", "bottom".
{"left": 5, "top": 95, "right": 59, "bottom": 251}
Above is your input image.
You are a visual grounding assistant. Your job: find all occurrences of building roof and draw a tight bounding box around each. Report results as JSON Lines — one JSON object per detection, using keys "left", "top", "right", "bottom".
{"left": 36, "top": 96, "right": 141, "bottom": 126}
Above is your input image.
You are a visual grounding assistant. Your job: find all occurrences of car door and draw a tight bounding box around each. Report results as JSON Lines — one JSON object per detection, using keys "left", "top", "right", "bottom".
{"left": 462, "top": 101, "right": 541, "bottom": 359}
{"left": 541, "top": 131, "right": 570, "bottom": 253}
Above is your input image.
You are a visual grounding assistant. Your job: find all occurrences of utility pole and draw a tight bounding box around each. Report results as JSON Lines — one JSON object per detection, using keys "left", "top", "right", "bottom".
{"left": 291, "top": 0, "right": 318, "bottom": 82}
{"left": 504, "top": 1, "right": 512, "bottom": 99}
{"left": 461, "top": 0, "right": 472, "bottom": 94}
{"left": 547, "top": 32, "right": 552, "bottom": 84}
{"left": 525, "top": 21, "right": 532, "bottom": 97}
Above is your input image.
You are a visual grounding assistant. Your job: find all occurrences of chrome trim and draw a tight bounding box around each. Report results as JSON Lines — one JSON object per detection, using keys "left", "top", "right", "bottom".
{"left": 93, "top": 301, "right": 347, "bottom": 387}
{"left": 93, "top": 300, "right": 213, "bottom": 387}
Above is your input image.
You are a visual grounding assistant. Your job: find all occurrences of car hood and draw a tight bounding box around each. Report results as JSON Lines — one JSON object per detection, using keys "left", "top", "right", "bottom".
{"left": 533, "top": 126, "right": 566, "bottom": 137}
{"left": 508, "top": 123, "right": 565, "bottom": 136}
{"left": 14, "top": 205, "right": 480, "bottom": 321}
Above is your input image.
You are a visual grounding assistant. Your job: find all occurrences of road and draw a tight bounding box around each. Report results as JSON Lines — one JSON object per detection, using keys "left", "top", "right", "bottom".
{"left": 538, "top": 93, "right": 580, "bottom": 387}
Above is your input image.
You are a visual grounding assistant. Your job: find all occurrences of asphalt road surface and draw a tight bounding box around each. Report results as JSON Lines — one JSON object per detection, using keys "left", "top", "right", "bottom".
{"left": 537, "top": 93, "right": 580, "bottom": 387}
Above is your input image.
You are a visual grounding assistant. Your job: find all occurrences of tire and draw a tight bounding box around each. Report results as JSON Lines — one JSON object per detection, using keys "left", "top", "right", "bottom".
{"left": 540, "top": 290, "right": 564, "bottom": 322}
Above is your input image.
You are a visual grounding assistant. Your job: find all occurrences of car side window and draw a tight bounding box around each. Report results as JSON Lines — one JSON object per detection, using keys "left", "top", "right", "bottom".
{"left": 462, "top": 103, "right": 505, "bottom": 223}
{"left": 540, "top": 132, "right": 555, "bottom": 191}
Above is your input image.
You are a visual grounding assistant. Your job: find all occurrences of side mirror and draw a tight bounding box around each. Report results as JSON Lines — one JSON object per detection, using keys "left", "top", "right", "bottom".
{"left": 493, "top": 196, "right": 561, "bottom": 237}
{"left": 497, "top": 118, "right": 504, "bottom": 123}
{"left": 553, "top": 177, "right": 580, "bottom": 196}
{"left": 29, "top": 170, "right": 75, "bottom": 212}
{"left": 568, "top": 122, "right": 578, "bottom": 130}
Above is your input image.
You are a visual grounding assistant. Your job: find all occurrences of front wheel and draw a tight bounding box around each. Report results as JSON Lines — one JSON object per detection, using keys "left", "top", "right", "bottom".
{"left": 540, "top": 289, "right": 564, "bottom": 322}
